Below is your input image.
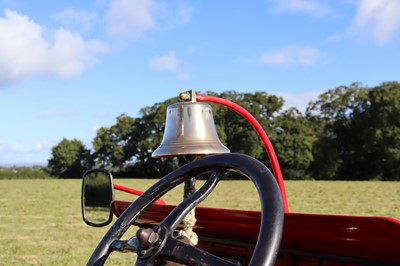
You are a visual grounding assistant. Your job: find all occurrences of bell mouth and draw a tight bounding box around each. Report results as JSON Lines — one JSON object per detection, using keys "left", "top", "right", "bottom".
{"left": 152, "top": 101, "right": 230, "bottom": 158}
{"left": 152, "top": 141, "right": 230, "bottom": 158}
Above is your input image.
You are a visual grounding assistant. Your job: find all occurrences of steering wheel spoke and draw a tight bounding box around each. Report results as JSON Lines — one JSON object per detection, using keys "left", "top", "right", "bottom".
{"left": 110, "top": 237, "right": 138, "bottom": 253}
{"left": 157, "top": 236, "right": 238, "bottom": 266}
{"left": 161, "top": 169, "right": 224, "bottom": 231}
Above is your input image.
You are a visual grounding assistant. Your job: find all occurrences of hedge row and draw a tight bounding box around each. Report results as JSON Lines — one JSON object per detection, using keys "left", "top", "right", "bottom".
{"left": 0, "top": 166, "right": 55, "bottom": 180}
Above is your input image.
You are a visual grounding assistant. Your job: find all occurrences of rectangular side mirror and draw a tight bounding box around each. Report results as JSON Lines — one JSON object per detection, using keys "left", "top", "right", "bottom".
{"left": 81, "top": 168, "right": 114, "bottom": 227}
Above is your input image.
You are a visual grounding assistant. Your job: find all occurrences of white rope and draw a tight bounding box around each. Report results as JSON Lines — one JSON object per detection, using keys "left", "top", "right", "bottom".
{"left": 178, "top": 208, "right": 198, "bottom": 245}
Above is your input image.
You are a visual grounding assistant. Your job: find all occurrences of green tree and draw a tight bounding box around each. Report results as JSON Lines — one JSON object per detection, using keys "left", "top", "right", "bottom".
{"left": 91, "top": 97, "right": 179, "bottom": 178}
{"left": 213, "top": 91, "right": 284, "bottom": 160}
{"left": 305, "top": 111, "right": 338, "bottom": 180}
{"left": 307, "top": 81, "right": 400, "bottom": 180}
{"left": 273, "top": 108, "right": 314, "bottom": 180}
{"left": 92, "top": 114, "right": 136, "bottom": 169}
{"left": 348, "top": 82, "right": 400, "bottom": 180}
{"left": 306, "top": 83, "right": 369, "bottom": 180}
{"left": 48, "top": 138, "right": 93, "bottom": 178}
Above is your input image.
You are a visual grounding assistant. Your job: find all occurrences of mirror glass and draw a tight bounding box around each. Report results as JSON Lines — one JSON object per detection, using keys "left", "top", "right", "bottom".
{"left": 82, "top": 169, "right": 113, "bottom": 226}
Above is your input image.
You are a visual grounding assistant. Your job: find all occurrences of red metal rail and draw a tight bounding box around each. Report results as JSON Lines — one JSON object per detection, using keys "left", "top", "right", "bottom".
{"left": 113, "top": 183, "right": 166, "bottom": 205}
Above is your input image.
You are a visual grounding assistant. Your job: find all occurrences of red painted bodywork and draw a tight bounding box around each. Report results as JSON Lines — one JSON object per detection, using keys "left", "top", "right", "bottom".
{"left": 111, "top": 200, "right": 400, "bottom": 265}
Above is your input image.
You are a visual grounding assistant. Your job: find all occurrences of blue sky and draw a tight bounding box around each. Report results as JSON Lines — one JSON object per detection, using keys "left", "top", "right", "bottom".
{"left": 0, "top": 0, "right": 399, "bottom": 165}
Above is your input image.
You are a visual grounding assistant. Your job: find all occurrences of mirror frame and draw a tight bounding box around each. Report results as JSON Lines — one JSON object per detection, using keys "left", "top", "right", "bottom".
{"left": 81, "top": 168, "right": 114, "bottom": 227}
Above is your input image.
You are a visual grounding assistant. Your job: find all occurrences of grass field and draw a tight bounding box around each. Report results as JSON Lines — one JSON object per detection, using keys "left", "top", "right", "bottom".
{"left": 1, "top": 179, "right": 399, "bottom": 265}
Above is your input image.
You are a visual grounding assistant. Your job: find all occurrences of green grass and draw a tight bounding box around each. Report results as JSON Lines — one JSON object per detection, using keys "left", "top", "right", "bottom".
{"left": 0, "top": 179, "right": 399, "bottom": 265}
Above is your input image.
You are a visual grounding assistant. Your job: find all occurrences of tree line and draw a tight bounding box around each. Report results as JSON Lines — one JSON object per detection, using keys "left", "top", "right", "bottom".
{"left": 47, "top": 81, "right": 400, "bottom": 180}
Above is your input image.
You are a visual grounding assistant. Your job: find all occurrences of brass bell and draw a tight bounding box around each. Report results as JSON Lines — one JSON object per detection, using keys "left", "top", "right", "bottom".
{"left": 152, "top": 101, "right": 230, "bottom": 158}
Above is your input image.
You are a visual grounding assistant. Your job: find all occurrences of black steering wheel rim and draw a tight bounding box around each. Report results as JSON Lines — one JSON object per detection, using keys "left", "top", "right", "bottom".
{"left": 87, "top": 153, "right": 284, "bottom": 266}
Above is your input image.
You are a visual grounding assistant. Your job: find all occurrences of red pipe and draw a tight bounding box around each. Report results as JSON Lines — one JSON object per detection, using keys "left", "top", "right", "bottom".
{"left": 114, "top": 183, "right": 167, "bottom": 205}
{"left": 196, "top": 94, "right": 289, "bottom": 212}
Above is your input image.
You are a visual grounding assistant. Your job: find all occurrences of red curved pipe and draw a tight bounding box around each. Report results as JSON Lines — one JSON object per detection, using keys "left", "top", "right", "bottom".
{"left": 196, "top": 94, "right": 289, "bottom": 212}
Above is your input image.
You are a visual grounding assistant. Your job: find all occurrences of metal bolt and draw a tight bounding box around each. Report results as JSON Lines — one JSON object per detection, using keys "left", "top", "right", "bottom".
{"left": 179, "top": 90, "right": 196, "bottom": 102}
{"left": 136, "top": 228, "right": 159, "bottom": 248}
{"left": 180, "top": 91, "right": 191, "bottom": 101}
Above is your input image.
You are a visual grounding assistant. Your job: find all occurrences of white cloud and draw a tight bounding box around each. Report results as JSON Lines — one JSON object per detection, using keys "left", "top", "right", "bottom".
{"left": 0, "top": 9, "right": 108, "bottom": 87}
{"left": 53, "top": 7, "right": 98, "bottom": 33}
{"left": 348, "top": 0, "right": 400, "bottom": 45}
{"left": 149, "top": 50, "right": 179, "bottom": 71}
{"left": 259, "top": 46, "right": 324, "bottom": 66}
{"left": 38, "top": 110, "right": 75, "bottom": 118}
{"left": 148, "top": 50, "right": 190, "bottom": 80}
{"left": 271, "top": 0, "right": 332, "bottom": 17}
{"left": 48, "top": 29, "right": 108, "bottom": 77}
{"left": 176, "top": 71, "right": 190, "bottom": 81}
{"left": 272, "top": 88, "right": 325, "bottom": 113}
{"left": 177, "top": 2, "right": 193, "bottom": 24}
{"left": 0, "top": 140, "right": 55, "bottom": 165}
{"left": 103, "top": 0, "right": 193, "bottom": 39}
{"left": 104, "top": 0, "right": 156, "bottom": 38}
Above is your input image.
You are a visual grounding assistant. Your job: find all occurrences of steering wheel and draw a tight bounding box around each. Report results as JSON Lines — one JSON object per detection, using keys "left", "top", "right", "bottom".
{"left": 87, "top": 153, "right": 284, "bottom": 266}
